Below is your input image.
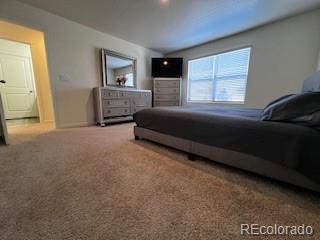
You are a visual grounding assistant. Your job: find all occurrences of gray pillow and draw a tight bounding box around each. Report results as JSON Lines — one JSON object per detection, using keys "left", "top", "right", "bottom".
{"left": 302, "top": 71, "right": 320, "bottom": 92}
{"left": 263, "top": 94, "right": 296, "bottom": 110}
{"left": 262, "top": 92, "right": 320, "bottom": 121}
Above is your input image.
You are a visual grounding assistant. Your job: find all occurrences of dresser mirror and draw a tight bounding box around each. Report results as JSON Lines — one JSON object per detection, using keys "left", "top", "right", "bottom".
{"left": 101, "top": 49, "right": 136, "bottom": 88}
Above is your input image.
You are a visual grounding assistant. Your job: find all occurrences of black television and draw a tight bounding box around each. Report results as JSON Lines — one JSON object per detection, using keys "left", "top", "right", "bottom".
{"left": 152, "top": 58, "right": 183, "bottom": 78}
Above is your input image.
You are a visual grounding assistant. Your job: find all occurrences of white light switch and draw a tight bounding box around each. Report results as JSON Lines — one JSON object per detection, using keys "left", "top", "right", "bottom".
{"left": 59, "top": 74, "right": 71, "bottom": 82}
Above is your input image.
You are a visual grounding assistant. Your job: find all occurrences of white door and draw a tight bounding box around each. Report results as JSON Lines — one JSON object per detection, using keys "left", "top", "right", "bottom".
{"left": 0, "top": 39, "right": 38, "bottom": 119}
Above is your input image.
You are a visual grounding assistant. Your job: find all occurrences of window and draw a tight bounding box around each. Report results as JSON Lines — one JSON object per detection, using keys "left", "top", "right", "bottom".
{"left": 187, "top": 47, "right": 251, "bottom": 103}
{"left": 125, "top": 73, "right": 133, "bottom": 86}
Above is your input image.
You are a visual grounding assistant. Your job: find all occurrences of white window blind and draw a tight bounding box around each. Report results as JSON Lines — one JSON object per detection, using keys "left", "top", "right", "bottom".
{"left": 187, "top": 47, "right": 251, "bottom": 103}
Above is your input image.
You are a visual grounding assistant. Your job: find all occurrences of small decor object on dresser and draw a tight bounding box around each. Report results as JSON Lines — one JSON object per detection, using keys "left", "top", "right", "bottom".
{"left": 153, "top": 78, "right": 182, "bottom": 107}
{"left": 94, "top": 86, "right": 152, "bottom": 126}
{"left": 116, "top": 75, "right": 127, "bottom": 86}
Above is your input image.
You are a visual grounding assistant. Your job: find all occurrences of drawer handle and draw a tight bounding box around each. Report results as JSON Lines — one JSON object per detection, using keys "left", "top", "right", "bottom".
{"left": 107, "top": 110, "right": 111, "bottom": 113}
{"left": 107, "top": 101, "right": 110, "bottom": 105}
{"left": 124, "top": 101, "right": 128, "bottom": 104}
{"left": 108, "top": 92, "right": 111, "bottom": 96}
{"left": 124, "top": 109, "right": 128, "bottom": 112}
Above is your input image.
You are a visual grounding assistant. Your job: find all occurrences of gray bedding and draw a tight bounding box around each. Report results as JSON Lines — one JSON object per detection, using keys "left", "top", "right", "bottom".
{"left": 261, "top": 92, "right": 320, "bottom": 129}
{"left": 133, "top": 106, "right": 320, "bottom": 182}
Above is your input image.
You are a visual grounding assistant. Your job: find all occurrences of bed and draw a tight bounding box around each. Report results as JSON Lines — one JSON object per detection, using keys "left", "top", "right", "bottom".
{"left": 133, "top": 72, "right": 320, "bottom": 192}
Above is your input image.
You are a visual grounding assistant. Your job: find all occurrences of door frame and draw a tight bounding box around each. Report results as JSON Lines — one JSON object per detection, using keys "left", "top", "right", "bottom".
{"left": 0, "top": 20, "right": 56, "bottom": 127}
{"left": 0, "top": 92, "right": 9, "bottom": 144}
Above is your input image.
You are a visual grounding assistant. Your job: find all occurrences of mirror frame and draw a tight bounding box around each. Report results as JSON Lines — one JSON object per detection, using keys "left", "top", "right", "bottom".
{"left": 101, "top": 49, "right": 137, "bottom": 88}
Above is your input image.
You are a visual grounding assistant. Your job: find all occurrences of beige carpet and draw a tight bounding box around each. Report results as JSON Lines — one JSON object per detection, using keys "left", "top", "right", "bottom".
{"left": 0, "top": 123, "right": 319, "bottom": 240}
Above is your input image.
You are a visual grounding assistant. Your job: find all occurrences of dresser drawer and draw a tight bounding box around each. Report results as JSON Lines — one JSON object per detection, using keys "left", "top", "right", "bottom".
{"left": 103, "top": 99, "right": 129, "bottom": 107}
{"left": 119, "top": 91, "right": 140, "bottom": 98}
{"left": 124, "top": 91, "right": 151, "bottom": 98}
{"left": 154, "top": 88, "right": 179, "bottom": 94}
{"left": 103, "top": 89, "right": 118, "bottom": 99}
{"left": 154, "top": 94, "right": 180, "bottom": 101}
{"left": 141, "top": 92, "right": 152, "bottom": 98}
{"left": 103, "top": 107, "right": 130, "bottom": 117}
{"left": 154, "top": 80, "right": 180, "bottom": 88}
{"left": 154, "top": 101, "right": 180, "bottom": 107}
{"left": 119, "top": 91, "right": 149, "bottom": 98}
{"left": 132, "top": 98, "right": 148, "bottom": 107}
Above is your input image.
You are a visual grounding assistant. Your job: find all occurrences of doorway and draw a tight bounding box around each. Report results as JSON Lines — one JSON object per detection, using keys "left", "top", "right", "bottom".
{"left": 0, "top": 38, "right": 40, "bottom": 126}
{"left": 0, "top": 20, "right": 55, "bottom": 142}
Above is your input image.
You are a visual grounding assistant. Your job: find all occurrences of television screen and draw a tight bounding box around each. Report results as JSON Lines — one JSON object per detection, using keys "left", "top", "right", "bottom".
{"left": 152, "top": 58, "right": 183, "bottom": 78}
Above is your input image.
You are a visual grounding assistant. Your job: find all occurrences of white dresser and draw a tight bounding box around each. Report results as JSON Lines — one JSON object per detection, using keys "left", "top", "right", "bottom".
{"left": 94, "top": 86, "right": 152, "bottom": 126}
{"left": 153, "top": 78, "right": 182, "bottom": 107}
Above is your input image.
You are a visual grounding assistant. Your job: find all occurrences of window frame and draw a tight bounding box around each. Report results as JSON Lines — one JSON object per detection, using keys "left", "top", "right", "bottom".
{"left": 187, "top": 45, "right": 252, "bottom": 104}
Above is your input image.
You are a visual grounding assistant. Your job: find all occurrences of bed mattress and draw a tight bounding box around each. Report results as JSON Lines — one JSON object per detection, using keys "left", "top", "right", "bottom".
{"left": 133, "top": 106, "right": 320, "bottom": 182}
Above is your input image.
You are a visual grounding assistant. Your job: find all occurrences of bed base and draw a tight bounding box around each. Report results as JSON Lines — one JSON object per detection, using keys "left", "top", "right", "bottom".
{"left": 134, "top": 126, "right": 320, "bottom": 193}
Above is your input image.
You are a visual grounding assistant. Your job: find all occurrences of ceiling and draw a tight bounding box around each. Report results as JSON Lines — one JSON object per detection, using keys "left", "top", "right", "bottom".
{"left": 18, "top": 0, "right": 320, "bottom": 54}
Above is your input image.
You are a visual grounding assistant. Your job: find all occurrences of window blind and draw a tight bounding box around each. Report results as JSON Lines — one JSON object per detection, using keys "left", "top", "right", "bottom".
{"left": 188, "top": 47, "right": 251, "bottom": 103}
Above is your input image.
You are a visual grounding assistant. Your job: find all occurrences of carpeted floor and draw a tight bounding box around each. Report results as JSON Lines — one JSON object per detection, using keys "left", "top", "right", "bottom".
{"left": 0, "top": 123, "right": 319, "bottom": 240}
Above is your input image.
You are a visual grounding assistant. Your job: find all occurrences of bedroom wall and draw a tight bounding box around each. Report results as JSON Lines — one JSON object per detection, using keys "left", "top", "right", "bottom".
{"left": 317, "top": 51, "right": 320, "bottom": 71}
{"left": 167, "top": 9, "right": 320, "bottom": 108}
{"left": 0, "top": 0, "right": 162, "bottom": 128}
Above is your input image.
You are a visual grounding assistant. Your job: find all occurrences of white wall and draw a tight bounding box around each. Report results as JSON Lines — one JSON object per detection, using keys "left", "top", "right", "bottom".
{"left": 318, "top": 51, "right": 320, "bottom": 71}
{"left": 0, "top": 0, "right": 162, "bottom": 128}
{"left": 167, "top": 9, "right": 320, "bottom": 108}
